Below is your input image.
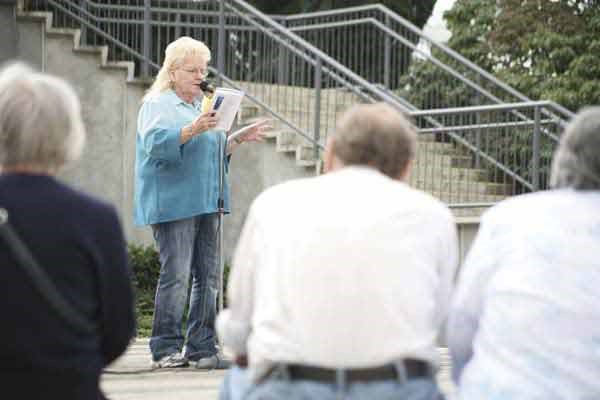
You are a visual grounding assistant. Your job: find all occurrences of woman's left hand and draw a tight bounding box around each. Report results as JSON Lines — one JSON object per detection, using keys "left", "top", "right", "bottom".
{"left": 236, "top": 119, "right": 271, "bottom": 143}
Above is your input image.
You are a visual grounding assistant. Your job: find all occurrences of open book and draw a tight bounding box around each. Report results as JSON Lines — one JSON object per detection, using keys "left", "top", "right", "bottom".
{"left": 201, "top": 87, "right": 245, "bottom": 131}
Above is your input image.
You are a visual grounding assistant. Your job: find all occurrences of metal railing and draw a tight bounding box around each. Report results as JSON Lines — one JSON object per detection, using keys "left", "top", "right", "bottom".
{"left": 24, "top": 0, "right": 414, "bottom": 157}
{"left": 275, "top": 5, "right": 574, "bottom": 116}
{"left": 407, "top": 101, "right": 565, "bottom": 203}
{"left": 19, "top": 0, "right": 574, "bottom": 210}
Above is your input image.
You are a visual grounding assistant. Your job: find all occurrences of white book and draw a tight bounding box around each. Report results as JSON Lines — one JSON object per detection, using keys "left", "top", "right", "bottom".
{"left": 201, "top": 87, "right": 245, "bottom": 131}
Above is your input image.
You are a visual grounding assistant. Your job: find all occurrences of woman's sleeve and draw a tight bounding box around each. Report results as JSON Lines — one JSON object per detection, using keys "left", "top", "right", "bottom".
{"left": 137, "top": 100, "right": 183, "bottom": 164}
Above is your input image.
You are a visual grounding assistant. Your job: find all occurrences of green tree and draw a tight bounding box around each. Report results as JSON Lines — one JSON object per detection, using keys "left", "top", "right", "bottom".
{"left": 486, "top": 0, "right": 600, "bottom": 111}
{"left": 441, "top": 0, "right": 600, "bottom": 111}
{"left": 399, "top": 0, "right": 600, "bottom": 111}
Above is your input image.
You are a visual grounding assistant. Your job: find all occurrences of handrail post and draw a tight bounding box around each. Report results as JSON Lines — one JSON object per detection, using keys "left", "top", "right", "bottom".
{"left": 217, "top": 0, "right": 226, "bottom": 314}
{"left": 174, "top": 12, "right": 181, "bottom": 39}
{"left": 531, "top": 105, "right": 541, "bottom": 191}
{"left": 383, "top": 13, "right": 390, "bottom": 88}
{"left": 313, "top": 58, "right": 322, "bottom": 170}
{"left": 141, "top": 0, "right": 151, "bottom": 78}
{"left": 278, "top": 19, "right": 287, "bottom": 84}
{"left": 79, "top": 0, "right": 87, "bottom": 45}
{"left": 474, "top": 90, "right": 481, "bottom": 169}
{"left": 217, "top": 0, "right": 225, "bottom": 86}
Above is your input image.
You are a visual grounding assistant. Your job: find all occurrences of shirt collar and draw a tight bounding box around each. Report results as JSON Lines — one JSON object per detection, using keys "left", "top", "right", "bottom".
{"left": 165, "top": 89, "right": 201, "bottom": 110}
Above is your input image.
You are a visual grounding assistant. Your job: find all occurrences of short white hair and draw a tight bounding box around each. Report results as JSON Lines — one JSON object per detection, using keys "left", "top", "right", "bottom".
{"left": 0, "top": 62, "right": 85, "bottom": 172}
{"left": 550, "top": 107, "right": 600, "bottom": 190}
{"left": 143, "top": 36, "right": 211, "bottom": 102}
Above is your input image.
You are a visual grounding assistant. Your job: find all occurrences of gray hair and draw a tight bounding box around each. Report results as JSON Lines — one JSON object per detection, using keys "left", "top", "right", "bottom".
{"left": 550, "top": 107, "right": 600, "bottom": 190}
{"left": 330, "top": 102, "right": 417, "bottom": 179}
{"left": 0, "top": 62, "right": 85, "bottom": 172}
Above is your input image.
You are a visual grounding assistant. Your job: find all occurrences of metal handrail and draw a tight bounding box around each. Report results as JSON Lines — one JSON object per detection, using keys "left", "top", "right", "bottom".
{"left": 409, "top": 101, "right": 565, "bottom": 191}
{"left": 277, "top": 3, "right": 573, "bottom": 151}
{"left": 277, "top": 3, "right": 538, "bottom": 108}
{"left": 40, "top": 0, "right": 324, "bottom": 149}
{"left": 281, "top": 6, "right": 575, "bottom": 113}
{"left": 24, "top": 0, "right": 566, "bottom": 197}
{"left": 288, "top": 17, "right": 508, "bottom": 109}
{"left": 227, "top": 0, "right": 408, "bottom": 111}
{"left": 47, "top": 0, "right": 158, "bottom": 71}
{"left": 218, "top": 72, "right": 324, "bottom": 150}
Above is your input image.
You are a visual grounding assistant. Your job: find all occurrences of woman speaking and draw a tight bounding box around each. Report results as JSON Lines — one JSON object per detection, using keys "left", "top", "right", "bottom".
{"left": 134, "top": 37, "right": 268, "bottom": 370}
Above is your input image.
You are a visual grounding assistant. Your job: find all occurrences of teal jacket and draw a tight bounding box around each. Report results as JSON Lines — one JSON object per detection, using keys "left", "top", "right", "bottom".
{"left": 134, "top": 90, "right": 230, "bottom": 226}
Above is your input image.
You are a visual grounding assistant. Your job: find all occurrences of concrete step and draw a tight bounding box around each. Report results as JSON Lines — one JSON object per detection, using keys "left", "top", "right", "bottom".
{"left": 410, "top": 166, "right": 490, "bottom": 181}
{"left": 427, "top": 191, "right": 506, "bottom": 204}
{"left": 410, "top": 177, "right": 511, "bottom": 196}
{"left": 414, "top": 152, "right": 473, "bottom": 168}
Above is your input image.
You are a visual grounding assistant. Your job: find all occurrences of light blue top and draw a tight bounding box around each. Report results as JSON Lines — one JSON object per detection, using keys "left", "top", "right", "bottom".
{"left": 447, "top": 189, "right": 600, "bottom": 399}
{"left": 134, "top": 89, "right": 230, "bottom": 226}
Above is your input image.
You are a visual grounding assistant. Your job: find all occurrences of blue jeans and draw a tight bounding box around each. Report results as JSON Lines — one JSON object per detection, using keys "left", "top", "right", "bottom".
{"left": 149, "top": 214, "right": 219, "bottom": 361}
{"left": 219, "top": 366, "right": 445, "bottom": 400}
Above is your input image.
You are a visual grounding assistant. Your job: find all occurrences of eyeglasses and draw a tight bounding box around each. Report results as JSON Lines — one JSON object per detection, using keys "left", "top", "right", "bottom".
{"left": 180, "top": 66, "right": 209, "bottom": 77}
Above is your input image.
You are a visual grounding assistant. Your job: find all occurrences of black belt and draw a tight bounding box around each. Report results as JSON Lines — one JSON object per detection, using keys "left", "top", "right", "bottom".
{"left": 274, "top": 359, "right": 431, "bottom": 384}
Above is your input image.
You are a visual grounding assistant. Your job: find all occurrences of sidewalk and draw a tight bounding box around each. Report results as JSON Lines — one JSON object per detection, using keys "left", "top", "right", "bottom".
{"left": 101, "top": 339, "right": 456, "bottom": 400}
{"left": 101, "top": 339, "right": 226, "bottom": 400}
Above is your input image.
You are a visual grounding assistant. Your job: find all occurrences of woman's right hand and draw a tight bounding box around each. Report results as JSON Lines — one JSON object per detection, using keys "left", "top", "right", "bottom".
{"left": 181, "top": 111, "right": 219, "bottom": 143}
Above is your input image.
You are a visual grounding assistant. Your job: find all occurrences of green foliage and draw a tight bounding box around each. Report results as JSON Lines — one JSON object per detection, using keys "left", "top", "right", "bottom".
{"left": 400, "top": 0, "right": 600, "bottom": 111}
{"left": 127, "top": 243, "right": 160, "bottom": 337}
{"left": 128, "top": 243, "right": 161, "bottom": 292}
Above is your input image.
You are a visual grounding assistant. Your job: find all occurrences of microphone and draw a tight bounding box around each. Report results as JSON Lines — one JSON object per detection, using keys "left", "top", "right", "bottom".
{"left": 197, "top": 80, "right": 215, "bottom": 96}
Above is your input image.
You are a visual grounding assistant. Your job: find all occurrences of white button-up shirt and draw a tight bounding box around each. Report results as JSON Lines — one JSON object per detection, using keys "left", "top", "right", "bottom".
{"left": 448, "top": 189, "right": 600, "bottom": 399}
{"left": 217, "top": 166, "right": 458, "bottom": 381}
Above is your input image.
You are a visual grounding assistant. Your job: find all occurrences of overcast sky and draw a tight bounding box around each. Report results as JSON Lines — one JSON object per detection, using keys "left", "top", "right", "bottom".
{"left": 422, "top": 0, "right": 456, "bottom": 43}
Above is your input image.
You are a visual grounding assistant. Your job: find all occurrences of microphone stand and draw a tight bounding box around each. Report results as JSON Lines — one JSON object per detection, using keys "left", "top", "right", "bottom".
{"left": 217, "top": 130, "right": 225, "bottom": 314}
{"left": 199, "top": 82, "right": 225, "bottom": 313}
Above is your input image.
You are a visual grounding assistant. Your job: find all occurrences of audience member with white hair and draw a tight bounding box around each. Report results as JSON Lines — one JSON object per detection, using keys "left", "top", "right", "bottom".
{"left": 448, "top": 107, "right": 600, "bottom": 399}
{"left": 0, "top": 62, "right": 135, "bottom": 399}
{"left": 218, "top": 103, "right": 458, "bottom": 400}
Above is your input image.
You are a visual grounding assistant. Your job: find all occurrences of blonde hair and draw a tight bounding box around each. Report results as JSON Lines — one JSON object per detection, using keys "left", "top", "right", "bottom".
{"left": 143, "top": 37, "right": 211, "bottom": 102}
{"left": 0, "top": 62, "right": 85, "bottom": 172}
{"left": 331, "top": 103, "right": 417, "bottom": 179}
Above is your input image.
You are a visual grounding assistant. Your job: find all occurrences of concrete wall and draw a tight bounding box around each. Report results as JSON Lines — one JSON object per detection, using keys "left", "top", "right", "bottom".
{"left": 456, "top": 217, "right": 480, "bottom": 275}
{"left": 16, "top": 15, "right": 44, "bottom": 69}
{"left": 225, "top": 135, "right": 315, "bottom": 260}
{"left": 0, "top": 0, "right": 18, "bottom": 65}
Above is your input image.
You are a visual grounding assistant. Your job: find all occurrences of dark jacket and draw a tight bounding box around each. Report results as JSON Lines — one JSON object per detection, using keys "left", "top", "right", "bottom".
{"left": 0, "top": 173, "right": 135, "bottom": 399}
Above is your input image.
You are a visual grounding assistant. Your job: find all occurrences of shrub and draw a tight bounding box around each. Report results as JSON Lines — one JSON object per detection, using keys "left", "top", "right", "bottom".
{"left": 127, "top": 243, "right": 160, "bottom": 337}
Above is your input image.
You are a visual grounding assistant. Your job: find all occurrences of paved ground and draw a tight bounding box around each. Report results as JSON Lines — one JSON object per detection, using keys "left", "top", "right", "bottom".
{"left": 101, "top": 339, "right": 456, "bottom": 400}
{"left": 101, "top": 339, "right": 226, "bottom": 400}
